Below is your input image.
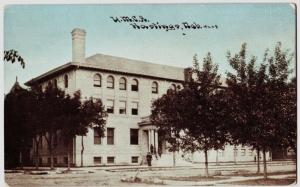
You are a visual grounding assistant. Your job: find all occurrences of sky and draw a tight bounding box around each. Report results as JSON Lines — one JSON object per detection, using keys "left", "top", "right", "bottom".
{"left": 3, "top": 3, "right": 296, "bottom": 93}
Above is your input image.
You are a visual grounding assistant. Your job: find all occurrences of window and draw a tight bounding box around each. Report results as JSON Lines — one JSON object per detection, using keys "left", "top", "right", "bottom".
{"left": 47, "top": 157, "right": 51, "bottom": 164}
{"left": 218, "top": 150, "right": 224, "bottom": 157}
{"left": 64, "top": 157, "right": 68, "bottom": 164}
{"left": 249, "top": 150, "right": 253, "bottom": 156}
{"left": 54, "top": 79, "right": 58, "bottom": 88}
{"left": 93, "top": 74, "right": 101, "bottom": 87}
{"left": 39, "top": 137, "right": 43, "bottom": 149}
{"left": 39, "top": 158, "right": 42, "bottom": 165}
{"left": 131, "top": 79, "right": 138, "bottom": 91}
{"left": 47, "top": 81, "right": 52, "bottom": 88}
{"left": 130, "top": 129, "right": 139, "bottom": 145}
{"left": 53, "top": 132, "right": 58, "bottom": 147}
{"left": 64, "top": 75, "right": 68, "bottom": 88}
{"left": 170, "top": 84, "right": 176, "bottom": 91}
{"left": 107, "top": 157, "right": 115, "bottom": 164}
{"left": 107, "top": 100, "right": 114, "bottom": 113}
{"left": 119, "top": 77, "right": 126, "bottom": 90}
{"left": 234, "top": 148, "right": 238, "bottom": 156}
{"left": 94, "top": 127, "right": 102, "bottom": 144}
{"left": 241, "top": 149, "right": 246, "bottom": 156}
{"left": 107, "top": 76, "right": 114, "bottom": 89}
{"left": 131, "top": 102, "right": 138, "bottom": 115}
{"left": 119, "top": 101, "right": 126, "bottom": 114}
{"left": 54, "top": 158, "right": 57, "bottom": 165}
{"left": 107, "top": 128, "right": 114, "bottom": 145}
{"left": 94, "top": 157, "right": 102, "bottom": 165}
{"left": 151, "top": 81, "right": 158, "bottom": 93}
{"left": 132, "top": 156, "right": 139, "bottom": 163}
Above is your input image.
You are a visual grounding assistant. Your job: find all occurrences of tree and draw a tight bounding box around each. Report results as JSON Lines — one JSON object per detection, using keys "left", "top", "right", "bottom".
{"left": 60, "top": 94, "right": 107, "bottom": 170}
{"left": 37, "top": 85, "right": 67, "bottom": 169}
{"left": 151, "top": 53, "right": 229, "bottom": 176}
{"left": 4, "top": 50, "right": 25, "bottom": 68}
{"left": 182, "top": 53, "right": 229, "bottom": 177}
{"left": 226, "top": 43, "right": 266, "bottom": 174}
{"left": 226, "top": 42, "right": 295, "bottom": 179}
{"left": 151, "top": 89, "right": 185, "bottom": 167}
{"left": 4, "top": 87, "right": 34, "bottom": 169}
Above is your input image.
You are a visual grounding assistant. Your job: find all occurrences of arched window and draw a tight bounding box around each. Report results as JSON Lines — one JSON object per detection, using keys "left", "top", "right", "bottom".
{"left": 170, "top": 84, "right": 176, "bottom": 91}
{"left": 93, "top": 74, "right": 101, "bottom": 87}
{"left": 151, "top": 81, "right": 158, "bottom": 94}
{"left": 54, "top": 79, "right": 58, "bottom": 88}
{"left": 64, "top": 75, "right": 68, "bottom": 88}
{"left": 131, "top": 79, "right": 138, "bottom": 91}
{"left": 107, "top": 75, "right": 114, "bottom": 89}
{"left": 47, "top": 81, "right": 52, "bottom": 88}
{"left": 119, "top": 77, "right": 126, "bottom": 90}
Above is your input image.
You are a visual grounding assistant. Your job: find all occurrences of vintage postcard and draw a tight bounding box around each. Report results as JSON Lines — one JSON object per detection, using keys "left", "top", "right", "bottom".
{"left": 3, "top": 2, "right": 297, "bottom": 186}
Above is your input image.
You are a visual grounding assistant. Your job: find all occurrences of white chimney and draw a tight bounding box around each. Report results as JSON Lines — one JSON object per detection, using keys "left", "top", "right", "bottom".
{"left": 71, "top": 28, "right": 86, "bottom": 63}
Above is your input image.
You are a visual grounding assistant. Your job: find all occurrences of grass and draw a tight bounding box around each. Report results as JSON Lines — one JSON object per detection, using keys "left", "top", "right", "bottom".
{"left": 226, "top": 170, "right": 296, "bottom": 177}
{"left": 225, "top": 177, "right": 296, "bottom": 185}
{"left": 159, "top": 176, "right": 230, "bottom": 182}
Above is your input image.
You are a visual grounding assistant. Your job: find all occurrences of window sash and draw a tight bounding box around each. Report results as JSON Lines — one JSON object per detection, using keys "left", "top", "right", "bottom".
{"left": 54, "top": 79, "right": 58, "bottom": 88}
{"left": 107, "top": 77, "right": 114, "bottom": 88}
{"left": 131, "top": 156, "right": 138, "bottom": 163}
{"left": 107, "top": 100, "right": 114, "bottom": 113}
{"left": 241, "top": 149, "right": 246, "bottom": 156}
{"left": 64, "top": 75, "right": 68, "bottom": 88}
{"left": 94, "top": 157, "right": 102, "bottom": 164}
{"left": 94, "top": 75, "right": 101, "bottom": 87}
{"left": 131, "top": 85, "right": 138, "bottom": 91}
{"left": 130, "top": 129, "right": 139, "bottom": 145}
{"left": 131, "top": 102, "right": 138, "bottom": 115}
{"left": 94, "top": 128, "right": 102, "bottom": 144}
{"left": 107, "top": 157, "right": 115, "bottom": 164}
{"left": 119, "top": 101, "right": 126, "bottom": 114}
{"left": 152, "top": 83, "right": 158, "bottom": 93}
{"left": 119, "top": 78, "right": 126, "bottom": 90}
{"left": 107, "top": 128, "right": 114, "bottom": 145}
{"left": 131, "top": 80, "right": 138, "bottom": 91}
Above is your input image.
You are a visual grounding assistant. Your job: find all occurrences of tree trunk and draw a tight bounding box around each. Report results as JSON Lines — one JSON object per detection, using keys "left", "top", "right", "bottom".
{"left": 49, "top": 147, "right": 54, "bottom": 170}
{"left": 216, "top": 150, "right": 219, "bottom": 166}
{"left": 233, "top": 146, "right": 237, "bottom": 165}
{"left": 204, "top": 149, "right": 209, "bottom": 177}
{"left": 19, "top": 151, "right": 23, "bottom": 169}
{"left": 172, "top": 151, "right": 176, "bottom": 167}
{"left": 263, "top": 148, "right": 267, "bottom": 179}
{"left": 256, "top": 147, "right": 260, "bottom": 174}
{"left": 67, "top": 139, "right": 71, "bottom": 171}
{"left": 81, "top": 136, "right": 84, "bottom": 167}
{"left": 34, "top": 137, "right": 39, "bottom": 170}
{"left": 46, "top": 132, "right": 54, "bottom": 170}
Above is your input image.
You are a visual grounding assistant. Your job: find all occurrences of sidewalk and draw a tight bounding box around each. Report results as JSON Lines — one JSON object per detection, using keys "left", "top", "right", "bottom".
{"left": 163, "top": 174, "right": 296, "bottom": 186}
{"left": 12, "top": 160, "right": 296, "bottom": 172}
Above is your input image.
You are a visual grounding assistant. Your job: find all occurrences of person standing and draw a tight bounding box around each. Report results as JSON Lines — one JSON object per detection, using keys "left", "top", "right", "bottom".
{"left": 150, "top": 144, "right": 154, "bottom": 154}
{"left": 146, "top": 152, "right": 152, "bottom": 166}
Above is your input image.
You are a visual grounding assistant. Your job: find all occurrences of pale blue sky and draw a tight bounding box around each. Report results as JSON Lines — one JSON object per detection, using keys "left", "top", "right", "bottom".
{"left": 4, "top": 4, "right": 296, "bottom": 93}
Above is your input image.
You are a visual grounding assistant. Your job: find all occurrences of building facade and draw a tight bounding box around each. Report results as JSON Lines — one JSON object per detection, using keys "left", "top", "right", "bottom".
{"left": 25, "top": 28, "right": 270, "bottom": 166}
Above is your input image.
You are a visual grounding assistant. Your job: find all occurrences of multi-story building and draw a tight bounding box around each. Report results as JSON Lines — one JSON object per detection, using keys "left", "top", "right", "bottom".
{"left": 25, "top": 28, "right": 270, "bottom": 166}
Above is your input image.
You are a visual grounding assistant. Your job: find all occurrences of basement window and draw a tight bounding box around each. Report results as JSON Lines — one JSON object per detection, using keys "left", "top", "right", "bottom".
{"left": 107, "top": 157, "right": 115, "bottom": 164}
{"left": 94, "top": 157, "right": 102, "bottom": 165}
{"left": 132, "top": 156, "right": 139, "bottom": 163}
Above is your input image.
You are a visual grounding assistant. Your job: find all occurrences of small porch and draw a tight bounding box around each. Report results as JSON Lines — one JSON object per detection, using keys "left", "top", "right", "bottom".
{"left": 138, "top": 116, "right": 166, "bottom": 158}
